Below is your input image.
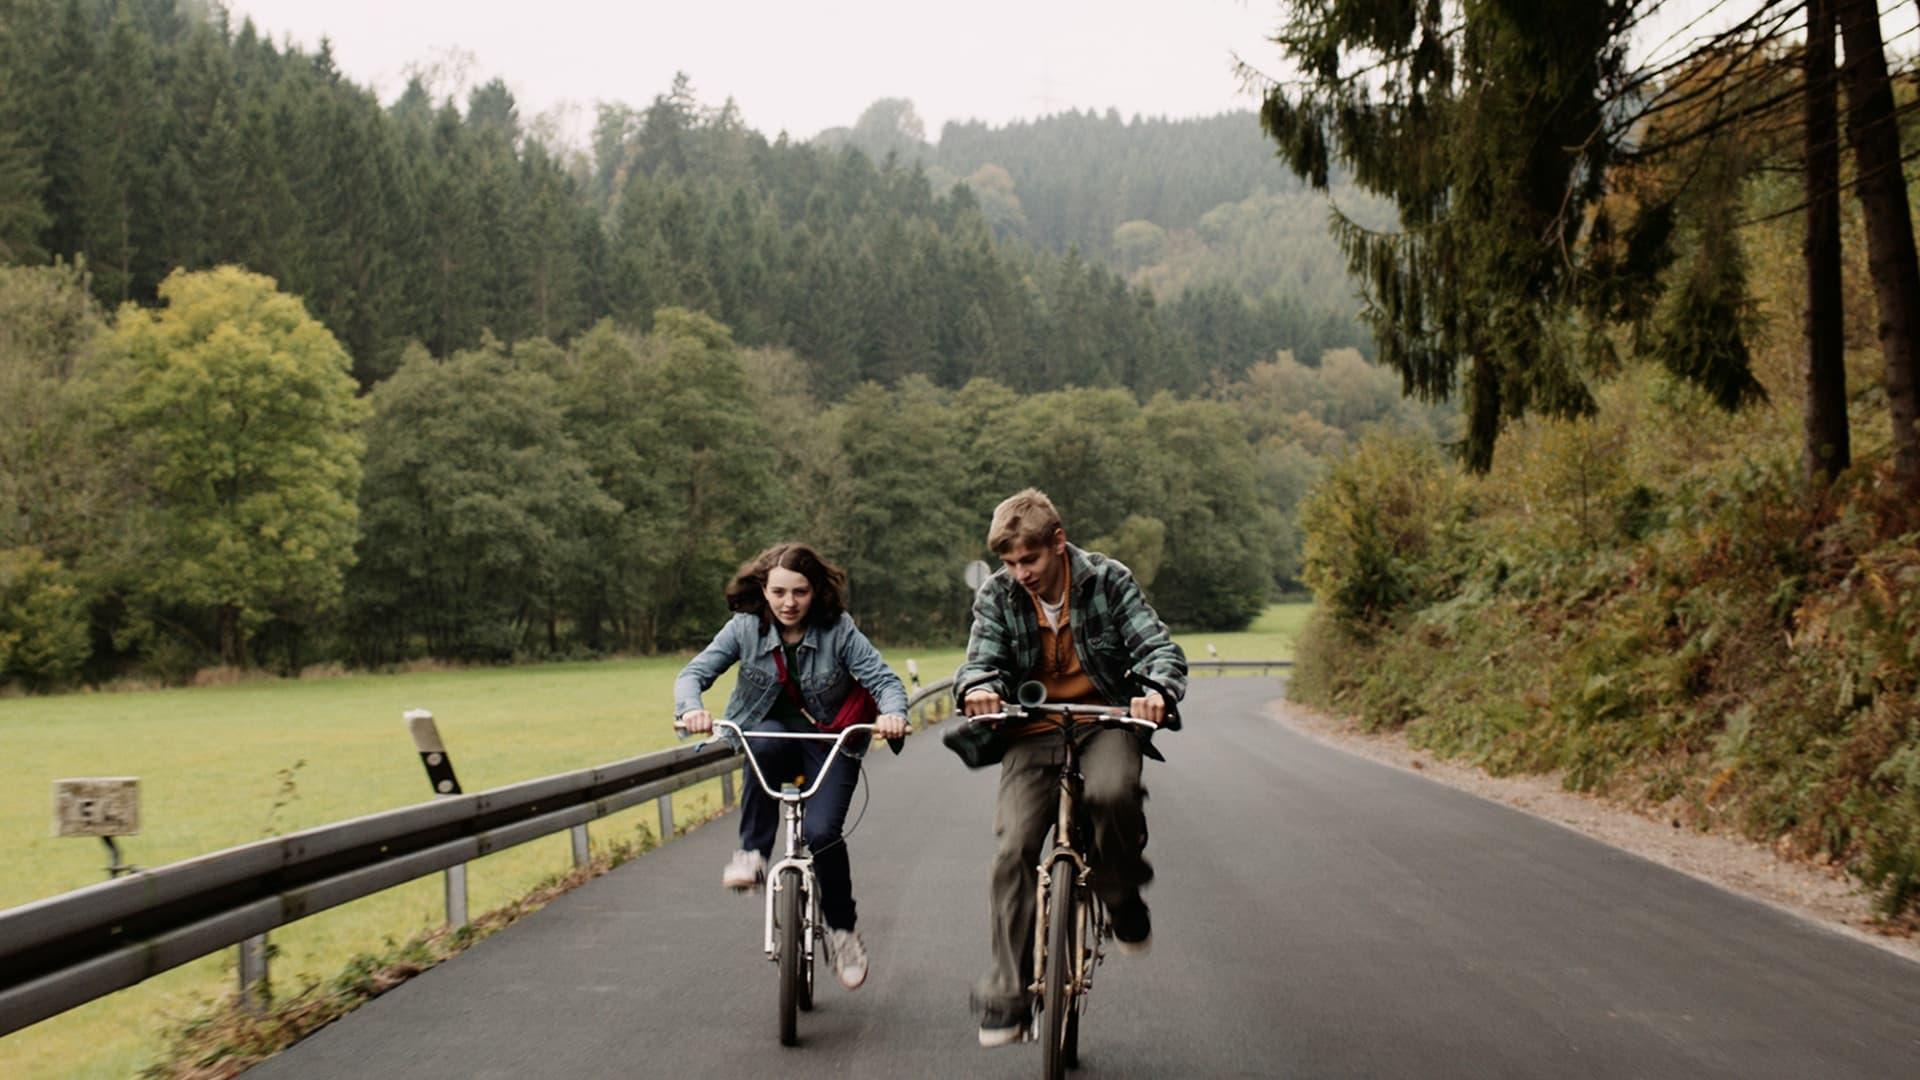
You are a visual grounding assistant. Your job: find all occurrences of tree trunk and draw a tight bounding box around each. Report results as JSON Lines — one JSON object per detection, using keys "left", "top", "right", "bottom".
{"left": 219, "top": 604, "right": 243, "bottom": 667}
{"left": 1804, "top": 0, "right": 1850, "bottom": 484}
{"left": 1837, "top": 0, "right": 1920, "bottom": 489}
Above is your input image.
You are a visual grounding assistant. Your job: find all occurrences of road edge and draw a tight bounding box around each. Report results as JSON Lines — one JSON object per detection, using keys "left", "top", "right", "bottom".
{"left": 1266, "top": 696, "right": 1920, "bottom": 969}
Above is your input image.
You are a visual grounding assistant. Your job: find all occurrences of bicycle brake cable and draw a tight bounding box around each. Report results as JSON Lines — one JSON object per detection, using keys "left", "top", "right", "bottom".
{"left": 806, "top": 758, "right": 871, "bottom": 857}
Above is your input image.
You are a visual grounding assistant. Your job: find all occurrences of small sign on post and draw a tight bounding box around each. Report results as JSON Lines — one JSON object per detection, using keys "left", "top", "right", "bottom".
{"left": 406, "top": 710, "right": 468, "bottom": 929}
{"left": 54, "top": 777, "right": 140, "bottom": 837}
{"left": 964, "top": 560, "right": 990, "bottom": 591}
{"left": 54, "top": 777, "right": 139, "bottom": 878}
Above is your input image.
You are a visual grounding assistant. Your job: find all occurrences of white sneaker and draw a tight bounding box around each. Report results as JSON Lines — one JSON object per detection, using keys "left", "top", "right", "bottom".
{"left": 828, "top": 928, "right": 868, "bottom": 990}
{"left": 721, "top": 849, "right": 765, "bottom": 892}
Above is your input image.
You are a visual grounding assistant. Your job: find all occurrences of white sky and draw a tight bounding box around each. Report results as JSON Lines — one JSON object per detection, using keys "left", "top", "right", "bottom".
{"left": 221, "top": 2, "right": 1917, "bottom": 148}
{"left": 223, "top": 0, "right": 1285, "bottom": 144}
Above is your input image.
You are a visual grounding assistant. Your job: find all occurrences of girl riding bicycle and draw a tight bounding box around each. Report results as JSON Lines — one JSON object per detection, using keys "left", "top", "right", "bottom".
{"left": 673, "top": 542, "right": 910, "bottom": 990}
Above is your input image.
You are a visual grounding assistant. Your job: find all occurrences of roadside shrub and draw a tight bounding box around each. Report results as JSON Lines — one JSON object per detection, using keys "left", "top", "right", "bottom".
{"left": 0, "top": 546, "right": 89, "bottom": 691}
{"left": 1297, "top": 431, "right": 1478, "bottom": 631}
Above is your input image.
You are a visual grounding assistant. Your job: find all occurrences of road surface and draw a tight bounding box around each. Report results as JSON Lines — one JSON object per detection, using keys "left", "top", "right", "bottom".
{"left": 254, "top": 678, "right": 1920, "bottom": 1078}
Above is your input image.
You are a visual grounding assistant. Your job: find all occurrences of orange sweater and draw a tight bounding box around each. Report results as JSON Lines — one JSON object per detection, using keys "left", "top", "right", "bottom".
{"left": 1015, "top": 568, "right": 1100, "bottom": 736}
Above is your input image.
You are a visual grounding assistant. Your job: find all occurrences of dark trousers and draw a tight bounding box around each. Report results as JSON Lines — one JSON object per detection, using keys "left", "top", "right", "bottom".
{"left": 737, "top": 727, "right": 865, "bottom": 931}
{"left": 976, "top": 726, "right": 1150, "bottom": 1012}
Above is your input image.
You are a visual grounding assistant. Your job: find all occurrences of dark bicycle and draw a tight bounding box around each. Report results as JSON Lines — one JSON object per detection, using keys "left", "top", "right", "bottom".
{"left": 958, "top": 682, "right": 1170, "bottom": 1079}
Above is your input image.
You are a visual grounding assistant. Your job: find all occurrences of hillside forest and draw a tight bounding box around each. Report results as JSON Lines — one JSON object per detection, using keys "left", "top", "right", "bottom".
{"left": 0, "top": 0, "right": 1442, "bottom": 687}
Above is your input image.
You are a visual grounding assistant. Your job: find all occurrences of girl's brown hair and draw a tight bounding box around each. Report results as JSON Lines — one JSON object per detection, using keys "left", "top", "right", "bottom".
{"left": 725, "top": 542, "right": 848, "bottom": 628}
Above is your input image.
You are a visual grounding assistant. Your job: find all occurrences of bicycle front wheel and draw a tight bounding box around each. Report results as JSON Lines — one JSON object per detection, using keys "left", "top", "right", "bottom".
{"left": 777, "top": 867, "right": 803, "bottom": 1046}
{"left": 1041, "top": 861, "right": 1075, "bottom": 1080}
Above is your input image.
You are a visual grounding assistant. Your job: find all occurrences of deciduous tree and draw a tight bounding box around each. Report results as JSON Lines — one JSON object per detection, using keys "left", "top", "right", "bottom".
{"left": 108, "top": 267, "right": 367, "bottom": 665}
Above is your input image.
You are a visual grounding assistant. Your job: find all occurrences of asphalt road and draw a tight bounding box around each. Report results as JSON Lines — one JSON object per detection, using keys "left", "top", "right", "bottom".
{"left": 254, "top": 678, "right": 1920, "bottom": 1078}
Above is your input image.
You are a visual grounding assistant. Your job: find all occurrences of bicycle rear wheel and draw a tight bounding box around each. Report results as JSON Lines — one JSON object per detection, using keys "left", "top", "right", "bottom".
{"left": 1064, "top": 1004, "right": 1080, "bottom": 1069}
{"left": 1063, "top": 890, "right": 1100, "bottom": 1069}
{"left": 798, "top": 883, "right": 816, "bottom": 1012}
{"left": 1041, "top": 862, "right": 1075, "bottom": 1080}
{"left": 777, "top": 867, "right": 803, "bottom": 1046}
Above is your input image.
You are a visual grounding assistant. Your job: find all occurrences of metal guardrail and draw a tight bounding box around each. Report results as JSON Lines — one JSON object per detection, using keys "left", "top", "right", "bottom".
{"left": 905, "top": 676, "right": 957, "bottom": 724}
{"left": 0, "top": 739, "right": 742, "bottom": 1037}
{"left": 1191, "top": 659, "right": 1295, "bottom": 675}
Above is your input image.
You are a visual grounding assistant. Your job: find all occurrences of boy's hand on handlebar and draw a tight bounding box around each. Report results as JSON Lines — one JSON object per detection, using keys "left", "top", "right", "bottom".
{"left": 876, "top": 713, "right": 909, "bottom": 739}
{"left": 678, "top": 709, "right": 714, "bottom": 735}
{"left": 1129, "top": 691, "right": 1166, "bottom": 726}
{"left": 963, "top": 688, "right": 1003, "bottom": 717}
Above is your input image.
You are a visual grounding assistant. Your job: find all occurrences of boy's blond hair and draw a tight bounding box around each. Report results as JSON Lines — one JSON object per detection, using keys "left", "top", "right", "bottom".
{"left": 987, "top": 488, "right": 1064, "bottom": 554}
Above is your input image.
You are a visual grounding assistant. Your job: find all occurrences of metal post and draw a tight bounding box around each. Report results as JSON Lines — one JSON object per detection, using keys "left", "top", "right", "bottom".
{"left": 444, "top": 864, "right": 468, "bottom": 929}
{"left": 406, "top": 709, "right": 468, "bottom": 929}
{"left": 570, "top": 823, "right": 591, "bottom": 869}
{"left": 908, "top": 659, "right": 930, "bottom": 730}
{"left": 101, "top": 836, "right": 133, "bottom": 878}
{"left": 720, "top": 769, "right": 736, "bottom": 809}
{"left": 238, "top": 933, "right": 268, "bottom": 1014}
{"left": 657, "top": 793, "right": 674, "bottom": 842}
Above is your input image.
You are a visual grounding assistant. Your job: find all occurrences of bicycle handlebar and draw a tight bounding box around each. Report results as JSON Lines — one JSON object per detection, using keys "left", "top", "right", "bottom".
{"left": 958, "top": 706, "right": 1161, "bottom": 733}
{"left": 673, "top": 717, "right": 889, "bottom": 802}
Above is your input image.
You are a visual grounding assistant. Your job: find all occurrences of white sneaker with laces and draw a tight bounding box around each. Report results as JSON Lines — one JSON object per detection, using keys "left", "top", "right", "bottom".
{"left": 721, "top": 849, "right": 766, "bottom": 892}
{"left": 828, "top": 928, "right": 868, "bottom": 990}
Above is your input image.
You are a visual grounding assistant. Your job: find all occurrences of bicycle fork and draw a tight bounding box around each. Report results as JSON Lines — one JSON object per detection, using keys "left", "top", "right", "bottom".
{"left": 765, "top": 787, "right": 818, "bottom": 965}
{"left": 1031, "top": 767, "right": 1097, "bottom": 1003}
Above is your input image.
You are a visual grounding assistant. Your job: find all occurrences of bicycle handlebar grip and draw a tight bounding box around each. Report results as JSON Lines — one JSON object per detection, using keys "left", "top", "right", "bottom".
{"left": 1131, "top": 672, "right": 1181, "bottom": 725}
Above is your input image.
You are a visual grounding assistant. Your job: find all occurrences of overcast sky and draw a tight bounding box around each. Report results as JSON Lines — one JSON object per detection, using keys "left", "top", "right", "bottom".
{"left": 222, "top": 2, "right": 1911, "bottom": 147}
{"left": 223, "top": 1, "right": 1284, "bottom": 144}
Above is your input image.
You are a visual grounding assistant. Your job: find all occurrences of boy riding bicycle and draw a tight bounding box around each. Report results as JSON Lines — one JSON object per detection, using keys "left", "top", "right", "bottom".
{"left": 952, "top": 489, "right": 1187, "bottom": 1047}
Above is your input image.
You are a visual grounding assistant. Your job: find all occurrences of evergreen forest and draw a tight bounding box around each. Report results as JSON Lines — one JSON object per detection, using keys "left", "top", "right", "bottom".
{"left": 0, "top": 0, "right": 1428, "bottom": 687}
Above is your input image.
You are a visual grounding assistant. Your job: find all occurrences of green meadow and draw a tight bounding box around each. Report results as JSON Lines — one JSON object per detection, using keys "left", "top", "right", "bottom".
{"left": 0, "top": 605, "right": 1302, "bottom": 1077}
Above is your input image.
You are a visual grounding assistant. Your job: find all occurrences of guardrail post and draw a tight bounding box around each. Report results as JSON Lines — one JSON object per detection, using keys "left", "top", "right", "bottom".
{"left": 238, "top": 933, "right": 268, "bottom": 1013}
{"left": 570, "top": 824, "right": 591, "bottom": 869}
{"left": 720, "top": 769, "right": 736, "bottom": 808}
{"left": 407, "top": 709, "right": 468, "bottom": 929}
{"left": 445, "top": 864, "right": 469, "bottom": 929}
{"left": 657, "top": 793, "right": 674, "bottom": 842}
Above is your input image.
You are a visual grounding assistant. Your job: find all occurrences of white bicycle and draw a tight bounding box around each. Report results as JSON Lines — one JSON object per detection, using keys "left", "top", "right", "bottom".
{"left": 675, "top": 716, "right": 883, "bottom": 1046}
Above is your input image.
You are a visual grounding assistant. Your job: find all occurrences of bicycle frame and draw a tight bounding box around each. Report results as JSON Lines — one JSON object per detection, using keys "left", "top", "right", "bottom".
{"left": 696, "top": 719, "right": 877, "bottom": 962}
{"left": 961, "top": 704, "right": 1157, "bottom": 1013}
{"left": 1034, "top": 722, "right": 1096, "bottom": 1006}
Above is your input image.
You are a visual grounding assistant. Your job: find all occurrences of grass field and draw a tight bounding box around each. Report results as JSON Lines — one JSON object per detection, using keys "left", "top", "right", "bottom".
{"left": 0, "top": 603, "right": 1304, "bottom": 1077}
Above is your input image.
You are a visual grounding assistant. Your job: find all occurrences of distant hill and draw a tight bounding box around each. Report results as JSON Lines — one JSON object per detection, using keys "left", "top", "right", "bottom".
{"left": 816, "top": 101, "right": 1381, "bottom": 351}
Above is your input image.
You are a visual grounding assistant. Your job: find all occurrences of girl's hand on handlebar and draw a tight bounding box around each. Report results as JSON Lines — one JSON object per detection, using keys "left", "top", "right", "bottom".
{"left": 678, "top": 709, "right": 714, "bottom": 735}
{"left": 963, "top": 688, "right": 1003, "bottom": 717}
{"left": 1129, "top": 691, "right": 1165, "bottom": 726}
{"left": 876, "top": 713, "right": 909, "bottom": 739}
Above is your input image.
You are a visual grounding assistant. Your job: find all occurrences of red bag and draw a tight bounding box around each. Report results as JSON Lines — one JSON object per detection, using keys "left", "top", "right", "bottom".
{"left": 771, "top": 647, "right": 878, "bottom": 733}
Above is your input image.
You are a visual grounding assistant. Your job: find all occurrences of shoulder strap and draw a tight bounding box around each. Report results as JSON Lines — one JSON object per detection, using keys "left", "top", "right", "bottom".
{"left": 770, "top": 644, "right": 806, "bottom": 706}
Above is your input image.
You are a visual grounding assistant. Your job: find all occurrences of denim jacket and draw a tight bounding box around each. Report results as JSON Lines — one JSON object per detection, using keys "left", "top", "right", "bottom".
{"left": 674, "top": 612, "right": 909, "bottom": 750}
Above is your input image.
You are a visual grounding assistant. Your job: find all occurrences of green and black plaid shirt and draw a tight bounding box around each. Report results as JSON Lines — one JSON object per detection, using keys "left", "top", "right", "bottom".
{"left": 954, "top": 544, "right": 1188, "bottom": 737}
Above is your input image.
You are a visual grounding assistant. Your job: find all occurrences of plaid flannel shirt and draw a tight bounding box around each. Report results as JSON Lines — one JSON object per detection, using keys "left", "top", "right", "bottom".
{"left": 954, "top": 544, "right": 1187, "bottom": 740}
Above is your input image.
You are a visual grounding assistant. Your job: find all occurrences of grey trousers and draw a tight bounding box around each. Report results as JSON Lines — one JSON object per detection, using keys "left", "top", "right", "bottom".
{"left": 976, "top": 726, "right": 1151, "bottom": 1012}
